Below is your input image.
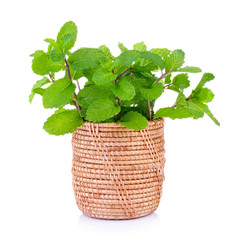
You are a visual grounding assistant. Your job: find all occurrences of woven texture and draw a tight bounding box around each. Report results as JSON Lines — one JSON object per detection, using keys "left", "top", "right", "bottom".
{"left": 72, "top": 119, "right": 165, "bottom": 219}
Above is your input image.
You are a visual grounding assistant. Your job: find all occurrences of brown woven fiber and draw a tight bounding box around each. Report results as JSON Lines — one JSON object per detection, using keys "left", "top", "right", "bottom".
{"left": 72, "top": 118, "right": 165, "bottom": 219}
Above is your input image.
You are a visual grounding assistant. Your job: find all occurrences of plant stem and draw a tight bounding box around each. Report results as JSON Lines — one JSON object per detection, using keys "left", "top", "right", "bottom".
{"left": 163, "top": 83, "right": 172, "bottom": 89}
{"left": 76, "top": 80, "right": 81, "bottom": 92}
{"left": 64, "top": 58, "right": 82, "bottom": 117}
{"left": 147, "top": 100, "right": 152, "bottom": 120}
{"left": 156, "top": 70, "right": 171, "bottom": 83}
{"left": 115, "top": 67, "right": 133, "bottom": 82}
{"left": 49, "top": 74, "right": 54, "bottom": 82}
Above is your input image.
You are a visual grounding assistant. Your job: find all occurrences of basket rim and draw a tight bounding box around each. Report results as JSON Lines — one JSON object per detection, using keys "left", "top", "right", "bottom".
{"left": 76, "top": 118, "right": 164, "bottom": 129}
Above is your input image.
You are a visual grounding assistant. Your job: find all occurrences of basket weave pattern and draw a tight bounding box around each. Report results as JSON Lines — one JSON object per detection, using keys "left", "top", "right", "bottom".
{"left": 72, "top": 119, "right": 165, "bottom": 219}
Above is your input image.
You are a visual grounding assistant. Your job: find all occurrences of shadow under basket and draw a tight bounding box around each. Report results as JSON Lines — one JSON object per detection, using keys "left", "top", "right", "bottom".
{"left": 72, "top": 118, "right": 166, "bottom": 220}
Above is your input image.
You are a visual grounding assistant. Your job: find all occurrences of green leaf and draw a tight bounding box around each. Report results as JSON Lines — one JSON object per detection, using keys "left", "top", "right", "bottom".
{"left": 154, "top": 107, "right": 195, "bottom": 120}
{"left": 149, "top": 48, "right": 171, "bottom": 61}
{"left": 56, "top": 21, "right": 77, "bottom": 52}
{"left": 165, "top": 49, "right": 185, "bottom": 71}
{"left": 42, "top": 78, "right": 76, "bottom": 108}
{"left": 133, "top": 42, "right": 147, "bottom": 51}
{"left": 33, "top": 88, "right": 45, "bottom": 96}
{"left": 164, "top": 74, "right": 171, "bottom": 84}
{"left": 118, "top": 43, "right": 128, "bottom": 53}
{"left": 86, "top": 98, "right": 120, "bottom": 122}
{"left": 92, "top": 67, "right": 117, "bottom": 86}
{"left": 112, "top": 79, "right": 135, "bottom": 100}
{"left": 172, "top": 73, "right": 190, "bottom": 89}
{"left": 68, "top": 48, "right": 110, "bottom": 70}
{"left": 77, "top": 85, "right": 115, "bottom": 107}
{"left": 189, "top": 99, "right": 220, "bottom": 126}
{"left": 193, "top": 73, "right": 215, "bottom": 93}
{"left": 99, "top": 45, "right": 115, "bottom": 60}
{"left": 50, "top": 49, "right": 65, "bottom": 62}
{"left": 44, "top": 38, "right": 56, "bottom": 45}
{"left": 29, "top": 77, "right": 51, "bottom": 103}
{"left": 140, "top": 82, "right": 163, "bottom": 100}
{"left": 113, "top": 50, "right": 140, "bottom": 74}
{"left": 193, "top": 88, "right": 214, "bottom": 103}
{"left": 32, "top": 51, "right": 63, "bottom": 75}
{"left": 119, "top": 111, "right": 148, "bottom": 130}
{"left": 175, "top": 66, "right": 202, "bottom": 73}
{"left": 139, "top": 51, "right": 165, "bottom": 70}
{"left": 43, "top": 109, "right": 83, "bottom": 135}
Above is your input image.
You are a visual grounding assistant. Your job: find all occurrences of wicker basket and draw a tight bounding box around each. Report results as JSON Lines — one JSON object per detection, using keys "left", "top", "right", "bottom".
{"left": 72, "top": 118, "right": 165, "bottom": 219}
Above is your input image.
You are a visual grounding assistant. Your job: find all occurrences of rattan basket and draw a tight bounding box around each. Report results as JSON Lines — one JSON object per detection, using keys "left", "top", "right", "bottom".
{"left": 72, "top": 118, "right": 165, "bottom": 219}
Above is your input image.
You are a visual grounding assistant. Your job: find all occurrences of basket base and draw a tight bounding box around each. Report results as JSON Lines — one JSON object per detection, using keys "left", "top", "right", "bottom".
{"left": 81, "top": 207, "right": 158, "bottom": 220}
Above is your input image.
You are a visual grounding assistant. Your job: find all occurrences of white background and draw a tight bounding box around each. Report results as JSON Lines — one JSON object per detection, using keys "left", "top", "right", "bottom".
{"left": 0, "top": 0, "right": 239, "bottom": 239}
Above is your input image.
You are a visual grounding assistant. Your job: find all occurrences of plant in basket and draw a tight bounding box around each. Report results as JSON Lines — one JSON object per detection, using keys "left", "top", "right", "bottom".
{"left": 30, "top": 21, "right": 220, "bottom": 219}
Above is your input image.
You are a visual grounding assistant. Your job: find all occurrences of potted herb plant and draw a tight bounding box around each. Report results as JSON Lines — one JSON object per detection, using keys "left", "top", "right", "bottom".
{"left": 30, "top": 21, "right": 220, "bottom": 220}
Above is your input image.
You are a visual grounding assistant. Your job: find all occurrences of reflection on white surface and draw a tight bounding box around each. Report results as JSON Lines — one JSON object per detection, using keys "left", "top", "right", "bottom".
{"left": 78, "top": 212, "right": 161, "bottom": 234}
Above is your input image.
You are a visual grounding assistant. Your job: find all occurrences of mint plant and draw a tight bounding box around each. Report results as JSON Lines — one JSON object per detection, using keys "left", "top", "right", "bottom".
{"left": 30, "top": 21, "right": 220, "bottom": 135}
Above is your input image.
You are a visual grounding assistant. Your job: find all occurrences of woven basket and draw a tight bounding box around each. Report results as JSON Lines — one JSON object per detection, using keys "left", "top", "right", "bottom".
{"left": 72, "top": 118, "right": 165, "bottom": 219}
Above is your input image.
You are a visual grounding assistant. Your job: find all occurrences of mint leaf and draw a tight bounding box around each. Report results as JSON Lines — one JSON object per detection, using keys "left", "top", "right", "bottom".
{"left": 194, "top": 88, "right": 214, "bottom": 103}
{"left": 99, "top": 45, "right": 115, "bottom": 60}
{"left": 113, "top": 50, "right": 140, "bottom": 74}
{"left": 29, "top": 77, "right": 50, "bottom": 103}
{"left": 175, "top": 66, "right": 202, "bottom": 73}
{"left": 165, "top": 74, "right": 171, "bottom": 84}
{"left": 194, "top": 73, "right": 215, "bottom": 92}
{"left": 112, "top": 79, "right": 135, "bottom": 100}
{"left": 50, "top": 49, "right": 65, "bottom": 62}
{"left": 139, "top": 51, "right": 165, "bottom": 70}
{"left": 32, "top": 51, "right": 63, "bottom": 75}
{"left": 43, "top": 109, "right": 83, "bottom": 135}
{"left": 118, "top": 43, "right": 128, "bottom": 53}
{"left": 77, "top": 85, "right": 115, "bottom": 107}
{"left": 133, "top": 42, "right": 147, "bottom": 51}
{"left": 42, "top": 78, "right": 76, "bottom": 108}
{"left": 56, "top": 21, "right": 77, "bottom": 52}
{"left": 140, "top": 82, "right": 163, "bottom": 100}
{"left": 154, "top": 107, "right": 195, "bottom": 119}
{"left": 68, "top": 48, "right": 110, "bottom": 70}
{"left": 86, "top": 98, "right": 120, "bottom": 122}
{"left": 172, "top": 73, "right": 190, "bottom": 89}
{"left": 119, "top": 111, "right": 148, "bottom": 130}
{"left": 165, "top": 49, "right": 185, "bottom": 71}
{"left": 149, "top": 48, "right": 171, "bottom": 61}
{"left": 92, "top": 67, "right": 117, "bottom": 86}
{"left": 189, "top": 99, "right": 220, "bottom": 126}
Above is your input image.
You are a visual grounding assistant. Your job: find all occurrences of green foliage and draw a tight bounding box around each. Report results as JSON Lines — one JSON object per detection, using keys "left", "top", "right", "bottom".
{"left": 56, "top": 21, "right": 77, "bottom": 52}
{"left": 92, "top": 67, "right": 117, "bottom": 86}
{"left": 30, "top": 21, "right": 220, "bottom": 135}
{"left": 42, "top": 78, "right": 76, "bottom": 108}
{"left": 31, "top": 51, "right": 63, "bottom": 75}
{"left": 118, "top": 43, "right": 128, "bottom": 52}
{"left": 43, "top": 109, "right": 83, "bottom": 135}
{"left": 193, "top": 88, "right": 214, "bottom": 103}
{"left": 113, "top": 50, "right": 140, "bottom": 74}
{"left": 119, "top": 111, "right": 148, "bottom": 130}
{"left": 112, "top": 79, "right": 135, "bottom": 100}
{"left": 175, "top": 66, "right": 202, "bottom": 73}
{"left": 29, "top": 77, "right": 50, "bottom": 103}
{"left": 133, "top": 42, "right": 147, "bottom": 52}
{"left": 165, "top": 50, "right": 185, "bottom": 71}
{"left": 139, "top": 51, "right": 165, "bottom": 70}
{"left": 77, "top": 85, "right": 114, "bottom": 108}
{"left": 172, "top": 73, "right": 190, "bottom": 89}
{"left": 68, "top": 48, "right": 110, "bottom": 70}
{"left": 86, "top": 98, "right": 121, "bottom": 122}
{"left": 154, "top": 107, "right": 197, "bottom": 120}
{"left": 99, "top": 45, "right": 115, "bottom": 60}
{"left": 140, "top": 82, "right": 163, "bottom": 100}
